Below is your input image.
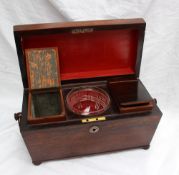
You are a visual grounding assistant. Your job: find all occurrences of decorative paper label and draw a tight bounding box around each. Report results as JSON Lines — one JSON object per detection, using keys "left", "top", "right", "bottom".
{"left": 25, "top": 48, "right": 59, "bottom": 89}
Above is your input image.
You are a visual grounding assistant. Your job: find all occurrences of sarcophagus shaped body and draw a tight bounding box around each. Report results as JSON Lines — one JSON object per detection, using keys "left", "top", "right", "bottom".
{"left": 14, "top": 18, "right": 162, "bottom": 165}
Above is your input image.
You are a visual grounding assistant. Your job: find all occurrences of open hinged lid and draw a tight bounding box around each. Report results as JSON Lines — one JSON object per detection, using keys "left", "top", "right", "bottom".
{"left": 14, "top": 18, "right": 146, "bottom": 89}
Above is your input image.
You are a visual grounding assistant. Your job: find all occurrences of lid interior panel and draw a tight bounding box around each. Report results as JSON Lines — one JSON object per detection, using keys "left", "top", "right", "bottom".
{"left": 22, "top": 29, "right": 140, "bottom": 81}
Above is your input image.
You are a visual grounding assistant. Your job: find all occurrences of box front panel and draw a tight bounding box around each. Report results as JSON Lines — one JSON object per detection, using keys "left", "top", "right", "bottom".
{"left": 22, "top": 110, "right": 161, "bottom": 162}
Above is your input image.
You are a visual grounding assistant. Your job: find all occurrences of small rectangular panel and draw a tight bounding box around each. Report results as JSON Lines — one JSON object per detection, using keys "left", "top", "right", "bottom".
{"left": 108, "top": 79, "right": 138, "bottom": 103}
{"left": 31, "top": 91, "right": 62, "bottom": 118}
{"left": 27, "top": 88, "right": 66, "bottom": 124}
{"left": 108, "top": 79, "right": 154, "bottom": 113}
{"left": 25, "top": 48, "right": 60, "bottom": 89}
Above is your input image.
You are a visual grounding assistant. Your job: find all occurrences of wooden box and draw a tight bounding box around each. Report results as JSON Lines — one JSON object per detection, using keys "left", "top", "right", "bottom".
{"left": 14, "top": 18, "right": 162, "bottom": 165}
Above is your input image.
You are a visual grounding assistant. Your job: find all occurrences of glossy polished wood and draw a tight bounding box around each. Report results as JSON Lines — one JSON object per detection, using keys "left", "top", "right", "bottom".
{"left": 14, "top": 18, "right": 145, "bottom": 88}
{"left": 108, "top": 78, "right": 155, "bottom": 113}
{"left": 14, "top": 18, "right": 145, "bottom": 32}
{"left": 14, "top": 19, "right": 162, "bottom": 165}
{"left": 17, "top": 78, "right": 162, "bottom": 165}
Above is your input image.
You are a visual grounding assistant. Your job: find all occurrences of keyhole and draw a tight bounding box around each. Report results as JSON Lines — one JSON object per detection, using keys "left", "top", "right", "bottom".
{"left": 89, "top": 126, "right": 99, "bottom": 134}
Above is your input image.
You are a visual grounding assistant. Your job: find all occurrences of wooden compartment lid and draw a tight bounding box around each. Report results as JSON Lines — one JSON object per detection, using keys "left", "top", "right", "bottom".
{"left": 25, "top": 47, "right": 61, "bottom": 89}
{"left": 14, "top": 18, "right": 146, "bottom": 89}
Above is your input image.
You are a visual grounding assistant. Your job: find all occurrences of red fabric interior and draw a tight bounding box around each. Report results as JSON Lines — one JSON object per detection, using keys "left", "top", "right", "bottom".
{"left": 22, "top": 29, "right": 139, "bottom": 81}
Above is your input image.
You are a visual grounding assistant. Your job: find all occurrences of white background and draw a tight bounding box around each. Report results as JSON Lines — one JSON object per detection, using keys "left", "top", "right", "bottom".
{"left": 0, "top": 0, "right": 179, "bottom": 174}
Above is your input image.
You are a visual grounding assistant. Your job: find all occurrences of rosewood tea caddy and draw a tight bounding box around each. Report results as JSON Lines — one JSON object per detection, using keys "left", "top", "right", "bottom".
{"left": 14, "top": 18, "right": 162, "bottom": 165}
